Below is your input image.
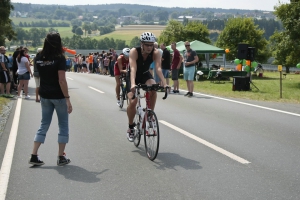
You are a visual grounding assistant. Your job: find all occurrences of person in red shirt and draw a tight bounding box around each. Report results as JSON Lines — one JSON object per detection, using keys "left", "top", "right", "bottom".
{"left": 171, "top": 42, "right": 182, "bottom": 93}
{"left": 114, "top": 48, "right": 130, "bottom": 106}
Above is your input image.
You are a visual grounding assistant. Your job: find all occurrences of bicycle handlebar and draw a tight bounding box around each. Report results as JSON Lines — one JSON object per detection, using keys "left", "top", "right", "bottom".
{"left": 131, "top": 84, "right": 169, "bottom": 100}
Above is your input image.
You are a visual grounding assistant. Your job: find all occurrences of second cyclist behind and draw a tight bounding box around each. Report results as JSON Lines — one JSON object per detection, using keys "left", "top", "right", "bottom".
{"left": 114, "top": 48, "right": 130, "bottom": 106}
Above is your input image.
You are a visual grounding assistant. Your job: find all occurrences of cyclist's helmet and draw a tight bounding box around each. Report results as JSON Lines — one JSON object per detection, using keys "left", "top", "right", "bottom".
{"left": 122, "top": 48, "right": 130, "bottom": 57}
{"left": 140, "top": 32, "right": 156, "bottom": 43}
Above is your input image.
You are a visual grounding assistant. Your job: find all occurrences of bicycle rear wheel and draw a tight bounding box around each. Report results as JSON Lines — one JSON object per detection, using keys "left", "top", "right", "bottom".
{"left": 119, "top": 85, "right": 124, "bottom": 108}
{"left": 144, "top": 110, "right": 159, "bottom": 161}
{"left": 133, "top": 113, "right": 141, "bottom": 147}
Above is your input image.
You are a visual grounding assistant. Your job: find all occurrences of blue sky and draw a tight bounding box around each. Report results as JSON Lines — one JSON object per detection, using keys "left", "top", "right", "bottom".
{"left": 11, "top": 0, "right": 290, "bottom": 11}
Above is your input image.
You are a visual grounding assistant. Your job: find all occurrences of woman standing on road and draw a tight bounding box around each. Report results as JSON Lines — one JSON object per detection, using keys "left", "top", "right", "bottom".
{"left": 29, "top": 32, "right": 73, "bottom": 166}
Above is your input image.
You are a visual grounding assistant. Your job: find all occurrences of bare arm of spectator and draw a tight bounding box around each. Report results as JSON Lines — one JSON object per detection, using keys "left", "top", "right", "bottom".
{"left": 177, "top": 55, "right": 183, "bottom": 69}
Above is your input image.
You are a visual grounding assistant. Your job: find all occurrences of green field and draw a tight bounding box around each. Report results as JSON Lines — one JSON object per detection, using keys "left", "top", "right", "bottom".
{"left": 94, "top": 27, "right": 165, "bottom": 45}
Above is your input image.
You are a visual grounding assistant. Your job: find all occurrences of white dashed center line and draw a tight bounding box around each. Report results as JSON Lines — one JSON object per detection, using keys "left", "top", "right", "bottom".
{"left": 159, "top": 120, "right": 251, "bottom": 165}
{"left": 88, "top": 86, "right": 105, "bottom": 94}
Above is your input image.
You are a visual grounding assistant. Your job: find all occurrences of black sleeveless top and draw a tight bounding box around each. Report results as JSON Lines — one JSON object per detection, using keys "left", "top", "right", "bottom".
{"left": 135, "top": 47, "right": 154, "bottom": 77}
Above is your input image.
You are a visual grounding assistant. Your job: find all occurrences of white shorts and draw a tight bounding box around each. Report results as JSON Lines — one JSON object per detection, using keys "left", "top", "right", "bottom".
{"left": 34, "top": 77, "right": 40, "bottom": 87}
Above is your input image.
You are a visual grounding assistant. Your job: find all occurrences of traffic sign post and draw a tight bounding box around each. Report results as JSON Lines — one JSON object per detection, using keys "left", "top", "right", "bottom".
{"left": 278, "top": 65, "right": 282, "bottom": 98}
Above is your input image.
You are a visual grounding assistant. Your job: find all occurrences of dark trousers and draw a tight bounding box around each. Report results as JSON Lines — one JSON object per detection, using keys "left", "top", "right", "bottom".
{"left": 74, "top": 64, "right": 78, "bottom": 72}
{"left": 109, "top": 61, "right": 115, "bottom": 76}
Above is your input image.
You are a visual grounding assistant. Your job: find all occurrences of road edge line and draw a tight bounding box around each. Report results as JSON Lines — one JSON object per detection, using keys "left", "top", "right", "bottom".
{"left": 0, "top": 98, "right": 22, "bottom": 200}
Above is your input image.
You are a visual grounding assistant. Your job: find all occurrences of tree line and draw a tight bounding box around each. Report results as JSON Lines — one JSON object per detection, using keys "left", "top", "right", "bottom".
{"left": 18, "top": 21, "right": 70, "bottom": 27}
{"left": 61, "top": 35, "right": 141, "bottom": 50}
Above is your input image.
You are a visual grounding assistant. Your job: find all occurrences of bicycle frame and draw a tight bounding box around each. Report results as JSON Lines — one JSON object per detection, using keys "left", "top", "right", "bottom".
{"left": 134, "top": 84, "right": 168, "bottom": 130}
{"left": 135, "top": 87, "right": 148, "bottom": 131}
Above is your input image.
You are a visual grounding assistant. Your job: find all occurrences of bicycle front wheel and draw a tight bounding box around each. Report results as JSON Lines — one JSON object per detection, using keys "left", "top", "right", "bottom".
{"left": 119, "top": 85, "right": 124, "bottom": 108}
{"left": 144, "top": 110, "right": 159, "bottom": 161}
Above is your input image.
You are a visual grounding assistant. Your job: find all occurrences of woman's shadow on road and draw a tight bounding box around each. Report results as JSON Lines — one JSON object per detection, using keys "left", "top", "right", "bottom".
{"left": 32, "top": 165, "right": 108, "bottom": 183}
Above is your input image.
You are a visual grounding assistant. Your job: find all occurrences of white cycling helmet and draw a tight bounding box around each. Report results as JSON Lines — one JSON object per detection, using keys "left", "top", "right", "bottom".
{"left": 140, "top": 32, "right": 156, "bottom": 43}
{"left": 122, "top": 48, "right": 130, "bottom": 57}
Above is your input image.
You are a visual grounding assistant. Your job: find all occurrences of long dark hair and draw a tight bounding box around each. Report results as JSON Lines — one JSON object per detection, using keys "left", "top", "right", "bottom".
{"left": 40, "top": 32, "right": 64, "bottom": 59}
{"left": 17, "top": 49, "right": 26, "bottom": 63}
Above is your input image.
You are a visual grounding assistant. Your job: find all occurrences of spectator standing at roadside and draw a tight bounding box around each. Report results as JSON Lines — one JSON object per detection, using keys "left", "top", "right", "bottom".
{"left": 170, "top": 42, "right": 182, "bottom": 93}
{"left": 12, "top": 46, "right": 22, "bottom": 88}
{"left": 103, "top": 53, "right": 110, "bottom": 75}
{"left": 93, "top": 52, "right": 99, "bottom": 74}
{"left": 7, "top": 53, "right": 14, "bottom": 93}
{"left": 66, "top": 56, "right": 71, "bottom": 72}
{"left": 109, "top": 49, "right": 117, "bottom": 77}
{"left": 160, "top": 43, "right": 171, "bottom": 92}
{"left": 29, "top": 32, "right": 72, "bottom": 166}
{"left": 7, "top": 53, "right": 13, "bottom": 70}
{"left": 78, "top": 54, "right": 82, "bottom": 73}
{"left": 183, "top": 41, "right": 199, "bottom": 98}
{"left": 33, "top": 48, "right": 42, "bottom": 102}
{"left": 81, "top": 55, "right": 87, "bottom": 73}
{"left": 150, "top": 42, "right": 162, "bottom": 84}
{"left": 88, "top": 53, "right": 93, "bottom": 73}
{"left": 98, "top": 52, "right": 104, "bottom": 74}
{"left": 73, "top": 55, "right": 78, "bottom": 72}
{"left": 0, "top": 46, "right": 14, "bottom": 98}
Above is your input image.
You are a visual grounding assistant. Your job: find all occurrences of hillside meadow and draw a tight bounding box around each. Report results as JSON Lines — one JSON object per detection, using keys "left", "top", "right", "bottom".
{"left": 10, "top": 17, "right": 166, "bottom": 45}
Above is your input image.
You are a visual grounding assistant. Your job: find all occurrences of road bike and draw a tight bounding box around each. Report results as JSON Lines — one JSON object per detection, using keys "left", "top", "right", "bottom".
{"left": 132, "top": 84, "right": 168, "bottom": 161}
{"left": 119, "top": 74, "right": 128, "bottom": 109}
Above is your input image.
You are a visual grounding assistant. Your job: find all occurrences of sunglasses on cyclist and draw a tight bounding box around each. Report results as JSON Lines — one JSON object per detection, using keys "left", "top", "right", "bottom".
{"left": 143, "top": 43, "right": 154, "bottom": 47}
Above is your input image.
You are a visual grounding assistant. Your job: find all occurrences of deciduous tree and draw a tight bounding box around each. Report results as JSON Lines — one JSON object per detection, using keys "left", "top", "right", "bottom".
{"left": 216, "top": 18, "right": 269, "bottom": 62}
{"left": 0, "top": 0, "right": 16, "bottom": 45}
{"left": 271, "top": 0, "right": 300, "bottom": 72}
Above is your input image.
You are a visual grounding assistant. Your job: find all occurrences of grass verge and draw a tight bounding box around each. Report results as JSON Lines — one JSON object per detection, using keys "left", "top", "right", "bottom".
{"left": 0, "top": 97, "right": 10, "bottom": 113}
{"left": 178, "top": 71, "right": 300, "bottom": 104}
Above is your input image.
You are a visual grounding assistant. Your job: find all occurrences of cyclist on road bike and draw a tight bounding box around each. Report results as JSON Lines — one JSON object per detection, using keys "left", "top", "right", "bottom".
{"left": 126, "top": 32, "right": 167, "bottom": 142}
{"left": 114, "top": 48, "right": 130, "bottom": 106}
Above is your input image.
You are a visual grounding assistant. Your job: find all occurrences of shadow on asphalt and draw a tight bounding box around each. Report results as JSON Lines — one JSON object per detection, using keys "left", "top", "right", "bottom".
{"left": 31, "top": 165, "right": 109, "bottom": 183}
{"left": 132, "top": 149, "right": 202, "bottom": 171}
{"left": 169, "top": 93, "right": 212, "bottom": 99}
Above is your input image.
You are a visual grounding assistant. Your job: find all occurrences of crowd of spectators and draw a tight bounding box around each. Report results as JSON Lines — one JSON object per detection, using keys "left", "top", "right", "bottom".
{"left": 70, "top": 48, "right": 118, "bottom": 76}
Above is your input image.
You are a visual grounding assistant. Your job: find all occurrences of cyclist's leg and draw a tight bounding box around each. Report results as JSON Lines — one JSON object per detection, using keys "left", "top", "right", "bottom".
{"left": 126, "top": 76, "right": 138, "bottom": 141}
{"left": 143, "top": 71, "right": 157, "bottom": 111}
{"left": 114, "top": 65, "right": 121, "bottom": 101}
{"left": 127, "top": 92, "right": 138, "bottom": 125}
{"left": 126, "top": 76, "right": 138, "bottom": 125}
{"left": 115, "top": 75, "right": 120, "bottom": 101}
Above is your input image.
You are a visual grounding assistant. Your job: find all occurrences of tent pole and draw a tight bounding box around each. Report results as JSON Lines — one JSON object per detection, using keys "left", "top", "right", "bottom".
{"left": 223, "top": 54, "right": 226, "bottom": 69}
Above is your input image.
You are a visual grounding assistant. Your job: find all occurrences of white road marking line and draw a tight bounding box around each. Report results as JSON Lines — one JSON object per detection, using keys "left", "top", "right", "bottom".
{"left": 159, "top": 120, "right": 251, "bottom": 165}
{"left": 187, "top": 90, "right": 300, "bottom": 117}
{"left": 66, "top": 77, "right": 73, "bottom": 80}
{"left": 0, "top": 98, "right": 22, "bottom": 200}
{"left": 88, "top": 86, "right": 104, "bottom": 94}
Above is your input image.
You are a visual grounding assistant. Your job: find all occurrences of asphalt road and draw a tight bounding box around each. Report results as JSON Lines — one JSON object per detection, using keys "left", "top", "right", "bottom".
{"left": 0, "top": 72, "right": 300, "bottom": 200}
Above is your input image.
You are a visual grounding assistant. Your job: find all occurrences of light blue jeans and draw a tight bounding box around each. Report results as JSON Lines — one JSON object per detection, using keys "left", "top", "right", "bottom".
{"left": 34, "top": 98, "right": 69, "bottom": 144}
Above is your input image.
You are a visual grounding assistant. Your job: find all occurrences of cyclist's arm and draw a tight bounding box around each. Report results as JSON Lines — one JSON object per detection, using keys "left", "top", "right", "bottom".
{"left": 117, "top": 56, "right": 126, "bottom": 74}
{"left": 129, "top": 48, "right": 138, "bottom": 88}
{"left": 154, "top": 50, "right": 166, "bottom": 87}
